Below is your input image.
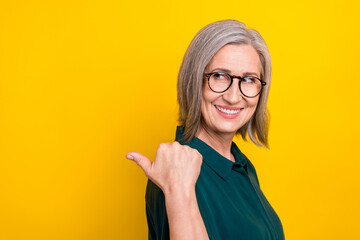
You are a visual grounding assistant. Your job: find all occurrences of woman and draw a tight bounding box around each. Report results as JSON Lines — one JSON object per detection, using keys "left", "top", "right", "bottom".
{"left": 126, "top": 20, "right": 285, "bottom": 240}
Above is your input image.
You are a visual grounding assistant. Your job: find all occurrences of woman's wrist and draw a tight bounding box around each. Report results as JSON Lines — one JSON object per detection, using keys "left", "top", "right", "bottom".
{"left": 163, "top": 184, "right": 196, "bottom": 201}
{"left": 164, "top": 186, "right": 198, "bottom": 220}
{"left": 164, "top": 185, "right": 208, "bottom": 240}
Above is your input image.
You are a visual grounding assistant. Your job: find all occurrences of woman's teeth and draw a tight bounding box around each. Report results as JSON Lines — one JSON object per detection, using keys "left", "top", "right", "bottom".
{"left": 215, "top": 105, "right": 241, "bottom": 114}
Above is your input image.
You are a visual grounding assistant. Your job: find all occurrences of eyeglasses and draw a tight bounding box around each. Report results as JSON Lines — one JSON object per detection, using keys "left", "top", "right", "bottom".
{"left": 203, "top": 72, "right": 266, "bottom": 98}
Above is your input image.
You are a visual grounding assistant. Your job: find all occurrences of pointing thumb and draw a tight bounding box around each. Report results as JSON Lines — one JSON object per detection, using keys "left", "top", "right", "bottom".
{"left": 126, "top": 152, "right": 152, "bottom": 177}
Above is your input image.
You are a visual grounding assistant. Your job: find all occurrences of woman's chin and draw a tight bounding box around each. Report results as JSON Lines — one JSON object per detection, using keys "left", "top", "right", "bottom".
{"left": 213, "top": 125, "right": 240, "bottom": 136}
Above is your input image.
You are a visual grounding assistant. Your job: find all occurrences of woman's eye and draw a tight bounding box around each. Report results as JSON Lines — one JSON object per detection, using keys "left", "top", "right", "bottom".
{"left": 243, "top": 77, "right": 256, "bottom": 83}
{"left": 213, "top": 73, "right": 226, "bottom": 79}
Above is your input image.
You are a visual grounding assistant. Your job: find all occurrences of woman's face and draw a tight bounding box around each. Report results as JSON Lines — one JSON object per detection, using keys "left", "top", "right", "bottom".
{"left": 200, "top": 44, "right": 262, "bottom": 137}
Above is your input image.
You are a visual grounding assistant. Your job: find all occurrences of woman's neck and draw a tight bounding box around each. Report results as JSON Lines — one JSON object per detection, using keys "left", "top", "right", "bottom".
{"left": 195, "top": 126, "right": 236, "bottom": 162}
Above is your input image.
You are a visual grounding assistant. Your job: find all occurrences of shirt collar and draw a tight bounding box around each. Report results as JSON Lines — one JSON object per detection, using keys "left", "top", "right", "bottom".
{"left": 175, "top": 126, "right": 247, "bottom": 181}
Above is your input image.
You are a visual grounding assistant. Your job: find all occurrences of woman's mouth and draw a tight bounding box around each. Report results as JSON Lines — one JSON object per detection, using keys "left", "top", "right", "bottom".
{"left": 214, "top": 105, "right": 243, "bottom": 119}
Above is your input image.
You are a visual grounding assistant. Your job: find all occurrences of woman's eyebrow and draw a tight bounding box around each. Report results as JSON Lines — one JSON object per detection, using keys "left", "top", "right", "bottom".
{"left": 210, "top": 68, "right": 259, "bottom": 77}
{"left": 210, "top": 67, "right": 231, "bottom": 73}
{"left": 242, "top": 72, "right": 259, "bottom": 77}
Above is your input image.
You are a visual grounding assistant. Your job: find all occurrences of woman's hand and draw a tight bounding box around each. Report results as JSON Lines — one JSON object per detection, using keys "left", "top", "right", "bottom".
{"left": 127, "top": 142, "right": 209, "bottom": 240}
{"left": 126, "top": 141, "right": 203, "bottom": 195}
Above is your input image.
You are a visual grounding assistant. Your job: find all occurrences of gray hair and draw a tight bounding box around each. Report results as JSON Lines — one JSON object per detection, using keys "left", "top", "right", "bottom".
{"left": 177, "top": 19, "right": 271, "bottom": 147}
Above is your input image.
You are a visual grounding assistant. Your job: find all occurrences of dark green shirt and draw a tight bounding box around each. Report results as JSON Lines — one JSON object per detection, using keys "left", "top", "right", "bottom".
{"left": 145, "top": 127, "right": 285, "bottom": 240}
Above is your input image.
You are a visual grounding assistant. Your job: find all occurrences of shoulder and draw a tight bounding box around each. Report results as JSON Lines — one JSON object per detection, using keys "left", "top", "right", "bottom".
{"left": 244, "top": 155, "right": 256, "bottom": 173}
{"left": 242, "top": 152, "right": 261, "bottom": 187}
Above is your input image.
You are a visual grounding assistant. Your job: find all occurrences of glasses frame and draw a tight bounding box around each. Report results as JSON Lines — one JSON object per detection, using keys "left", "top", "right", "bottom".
{"left": 203, "top": 72, "right": 266, "bottom": 98}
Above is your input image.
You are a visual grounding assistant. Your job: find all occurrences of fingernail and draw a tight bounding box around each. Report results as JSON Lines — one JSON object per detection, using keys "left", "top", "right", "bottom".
{"left": 126, "top": 154, "right": 134, "bottom": 160}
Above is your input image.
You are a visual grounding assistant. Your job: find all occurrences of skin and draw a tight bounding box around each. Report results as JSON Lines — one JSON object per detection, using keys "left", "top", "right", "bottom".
{"left": 197, "top": 44, "right": 261, "bottom": 162}
{"left": 126, "top": 44, "right": 262, "bottom": 239}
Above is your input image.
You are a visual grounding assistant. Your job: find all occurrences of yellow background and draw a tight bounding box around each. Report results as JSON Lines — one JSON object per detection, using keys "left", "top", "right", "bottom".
{"left": 1, "top": 0, "right": 359, "bottom": 239}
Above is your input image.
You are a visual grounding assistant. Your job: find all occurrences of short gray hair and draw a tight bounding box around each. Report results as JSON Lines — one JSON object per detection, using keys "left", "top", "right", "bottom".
{"left": 177, "top": 19, "right": 271, "bottom": 147}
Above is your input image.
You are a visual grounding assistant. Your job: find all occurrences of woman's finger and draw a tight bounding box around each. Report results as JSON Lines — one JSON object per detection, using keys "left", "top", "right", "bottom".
{"left": 126, "top": 152, "right": 152, "bottom": 177}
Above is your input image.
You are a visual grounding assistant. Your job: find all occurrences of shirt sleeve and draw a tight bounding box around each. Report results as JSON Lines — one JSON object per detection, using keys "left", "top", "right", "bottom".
{"left": 146, "top": 202, "right": 157, "bottom": 240}
{"left": 145, "top": 180, "right": 170, "bottom": 240}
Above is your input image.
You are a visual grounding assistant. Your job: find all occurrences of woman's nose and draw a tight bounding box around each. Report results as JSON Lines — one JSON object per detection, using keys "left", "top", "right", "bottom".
{"left": 223, "top": 79, "right": 243, "bottom": 104}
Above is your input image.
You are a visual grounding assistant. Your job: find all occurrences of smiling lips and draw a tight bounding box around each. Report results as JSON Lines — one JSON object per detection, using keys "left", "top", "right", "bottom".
{"left": 214, "top": 105, "right": 243, "bottom": 119}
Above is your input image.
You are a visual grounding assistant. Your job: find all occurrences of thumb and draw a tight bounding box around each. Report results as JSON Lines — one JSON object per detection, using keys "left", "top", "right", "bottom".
{"left": 126, "top": 152, "right": 152, "bottom": 177}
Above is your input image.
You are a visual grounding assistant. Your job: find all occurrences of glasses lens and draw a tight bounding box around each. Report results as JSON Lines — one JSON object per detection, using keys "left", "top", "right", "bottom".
{"left": 208, "top": 73, "right": 231, "bottom": 92}
{"left": 240, "top": 77, "right": 262, "bottom": 97}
